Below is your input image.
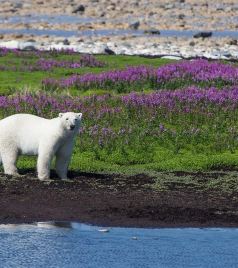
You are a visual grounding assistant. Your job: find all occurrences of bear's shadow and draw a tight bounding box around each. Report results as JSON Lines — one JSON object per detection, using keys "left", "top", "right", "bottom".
{"left": 17, "top": 168, "right": 109, "bottom": 181}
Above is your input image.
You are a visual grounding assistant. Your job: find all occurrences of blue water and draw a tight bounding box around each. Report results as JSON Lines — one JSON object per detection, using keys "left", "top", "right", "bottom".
{"left": 0, "top": 15, "right": 101, "bottom": 24}
{"left": 1, "top": 14, "right": 238, "bottom": 38}
{"left": 0, "top": 28, "right": 238, "bottom": 39}
{"left": 0, "top": 222, "right": 238, "bottom": 268}
{"left": 1, "top": 15, "right": 238, "bottom": 38}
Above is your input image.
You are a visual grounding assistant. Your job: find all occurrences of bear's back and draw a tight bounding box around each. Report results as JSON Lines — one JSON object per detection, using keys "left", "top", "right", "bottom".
{"left": 0, "top": 113, "right": 51, "bottom": 139}
{"left": 0, "top": 113, "right": 48, "bottom": 128}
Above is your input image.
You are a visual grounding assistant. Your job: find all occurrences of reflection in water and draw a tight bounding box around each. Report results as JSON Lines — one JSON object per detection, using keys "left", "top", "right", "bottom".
{"left": 36, "top": 221, "right": 72, "bottom": 229}
{"left": 0, "top": 221, "right": 73, "bottom": 229}
{"left": 0, "top": 223, "right": 238, "bottom": 267}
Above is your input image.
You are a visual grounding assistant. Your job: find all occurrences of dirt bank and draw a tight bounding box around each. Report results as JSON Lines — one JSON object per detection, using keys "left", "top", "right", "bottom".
{"left": 0, "top": 170, "right": 238, "bottom": 227}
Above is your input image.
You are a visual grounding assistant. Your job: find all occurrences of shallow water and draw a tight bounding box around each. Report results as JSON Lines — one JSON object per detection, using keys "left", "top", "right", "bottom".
{"left": 1, "top": 15, "right": 238, "bottom": 38}
{"left": 1, "top": 14, "right": 238, "bottom": 34}
{"left": 0, "top": 15, "right": 101, "bottom": 24}
{"left": 0, "top": 27, "right": 238, "bottom": 39}
{"left": 0, "top": 222, "right": 238, "bottom": 268}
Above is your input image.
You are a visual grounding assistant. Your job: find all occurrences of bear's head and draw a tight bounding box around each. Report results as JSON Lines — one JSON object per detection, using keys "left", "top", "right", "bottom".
{"left": 59, "top": 112, "right": 82, "bottom": 133}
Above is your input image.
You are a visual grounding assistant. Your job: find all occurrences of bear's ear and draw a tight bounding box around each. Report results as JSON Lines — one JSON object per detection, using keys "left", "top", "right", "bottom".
{"left": 77, "top": 113, "right": 82, "bottom": 120}
{"left": 59, "top": 113, "right": 63, "bottom": 118}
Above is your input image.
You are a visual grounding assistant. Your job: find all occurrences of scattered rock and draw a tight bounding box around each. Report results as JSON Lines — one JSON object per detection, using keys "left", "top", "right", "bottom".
{"left": 15, "top": 34, "right": 24, "bottom": 39}
{"left": 9, "top": 9, "right": 17, "bottom": 13}
{"left": 22, "top": 3, "right": 31, "bottom": 8}
{"left": 144, "top": 29, "right": 160, "bottom": 35}
{"left": 63, "top": 39, "right": 70, "bottom": 45}
{"left": 13, "top": 3, "right": 23, "bottom": 9}
{"left": 100, "top": 37, "right": 110, "bottom": 42}
{"left": 107, "top": 4, "right": 116, "bottom": 11}
{"left": 223, "top": 52, "right": 232, "bottom": 58}
{"left": 164, "top": 4, "right": 175, "bottom": 9}
{"left": 178, "top": 14, "right": 185, "bottom": 20}
{"left": 23, "top": 46, "right": 37, "bottom": 51}
{"left": 27, "top": 39, "right": 36, "bottom": 42}
{"left": 193, "top": 32, "right": 213, "bottom": 38}
{"left": 104, "top": 47, "right": 115, "bottom": 55}
{"left": 121, "top": 42, "right": 131, "bottom": 48}
{"left": 148, "top": 11, "right": 156, "bottom": 16}
{"left": 189, "top": 41, "right": 195, "bottom": 46}
{"left": 232, "top": 6, "right": 238, "bottom": 11}
{"left": 132, "top": 0, "right": 139, "bottom": 7}
{"left": 129, "top": 21, "right": 140, "bottom": 30}
{"left": 72, "top": 5, "right": 85, "bottom": 13}
{"left": 229, "top": 39, "right": 238, "bottom": 45}
{"left": 225, "top": 6, "right": 232, "bottom": 12}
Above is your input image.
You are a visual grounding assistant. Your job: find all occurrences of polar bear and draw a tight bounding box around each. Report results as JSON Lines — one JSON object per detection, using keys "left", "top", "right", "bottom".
{"left": 0, "top": 112, "right": 82, "bottom": 180}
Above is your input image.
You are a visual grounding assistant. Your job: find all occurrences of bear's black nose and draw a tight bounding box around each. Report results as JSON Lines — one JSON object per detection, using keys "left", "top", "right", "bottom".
{"left": 70, "top": 125, "right": 75, "bottom": 130}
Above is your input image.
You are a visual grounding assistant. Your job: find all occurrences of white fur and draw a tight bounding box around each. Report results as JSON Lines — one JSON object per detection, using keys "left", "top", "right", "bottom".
{"left": 0, "top": 112, "right": 82, "bottom": 180}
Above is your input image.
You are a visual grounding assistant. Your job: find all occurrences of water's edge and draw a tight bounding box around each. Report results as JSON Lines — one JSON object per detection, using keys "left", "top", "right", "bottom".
{"left": 1, "top": 221, "right": 238, "bottom": 267}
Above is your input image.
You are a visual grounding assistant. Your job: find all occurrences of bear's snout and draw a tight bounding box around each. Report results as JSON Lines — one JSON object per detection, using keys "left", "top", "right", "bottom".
{"left": 70, "top": 124, "right": 75, "bottom": 130}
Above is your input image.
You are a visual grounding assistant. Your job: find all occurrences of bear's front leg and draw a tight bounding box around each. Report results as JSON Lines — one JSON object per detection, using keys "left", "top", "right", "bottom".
{"left": 55, "top": 142, "right": 73, "bottom": 180}
{"left": 37, "top": 147, "right": 54, "bottom": 181}
{"left": 1, "top": 148, "right": 20, "bottom": 176}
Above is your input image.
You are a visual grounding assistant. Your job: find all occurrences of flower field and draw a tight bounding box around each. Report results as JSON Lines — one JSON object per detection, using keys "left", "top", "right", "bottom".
{"left": 2, "top": 86, "right": 238, "bottom": 172}
{"left": 0, "top": 49, "right": 238, "bottom": 173}
{"left": 43, "top": 59, "right": 238, "bottom": 93}
{"left": 0, "top": 48, "right": 169, "bottom": 95}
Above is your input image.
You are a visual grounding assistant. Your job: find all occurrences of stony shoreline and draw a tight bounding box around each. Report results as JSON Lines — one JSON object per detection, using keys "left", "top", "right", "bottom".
{"left": 1, "top": 0, "right": 238, "bottom": 32}
{"left": 0, "top": 0, "right": 237, "bottom": 59}
{"left": 0, "top": 35, "right": 238, "bottom": 60}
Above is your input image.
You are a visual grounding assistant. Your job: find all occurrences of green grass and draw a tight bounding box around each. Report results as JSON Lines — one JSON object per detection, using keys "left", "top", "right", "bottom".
{"left": 0, "top": 52, "right": 172, "bottom": 94}
{"left": 14, "top": 144, "right": 238, "bottom": 176}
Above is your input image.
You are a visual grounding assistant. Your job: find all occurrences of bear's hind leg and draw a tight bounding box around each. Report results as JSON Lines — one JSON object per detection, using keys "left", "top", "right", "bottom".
{"left": 1, "top": 149, "right": 19, "bottom": 176}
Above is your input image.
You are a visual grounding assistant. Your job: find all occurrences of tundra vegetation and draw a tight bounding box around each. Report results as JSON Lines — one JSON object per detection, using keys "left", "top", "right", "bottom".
{"left": 0, "top": 47, "right": 238, "bottom": 178}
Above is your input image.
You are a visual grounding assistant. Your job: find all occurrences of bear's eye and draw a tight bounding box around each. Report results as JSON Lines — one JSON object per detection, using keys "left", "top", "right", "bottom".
{"left": 66, "top": 118, "right": 69, "bottom": 120}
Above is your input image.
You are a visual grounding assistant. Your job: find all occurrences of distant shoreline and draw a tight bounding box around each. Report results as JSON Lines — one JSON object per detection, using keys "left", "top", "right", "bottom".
{"left": 1, "top": 0, "right": 237, "bottom": 59}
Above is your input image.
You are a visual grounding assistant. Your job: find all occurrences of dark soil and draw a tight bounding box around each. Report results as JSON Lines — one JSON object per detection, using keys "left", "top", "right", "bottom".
{"left": 1, "top": 170, "right": 238, "bottom": 227}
